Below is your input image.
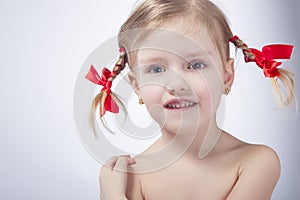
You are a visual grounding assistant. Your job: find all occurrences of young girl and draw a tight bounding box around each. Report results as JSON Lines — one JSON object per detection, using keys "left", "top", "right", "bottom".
{"left": 85, "top": 0, "right": 295, "bottom": 199}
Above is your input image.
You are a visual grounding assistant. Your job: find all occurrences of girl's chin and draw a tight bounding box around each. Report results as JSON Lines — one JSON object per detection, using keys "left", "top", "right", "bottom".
{"left": 148, "top": 105, "right": 212, "bottom": 132}
{"left": 160, "top": 119, "right": 201, "bottom": 134}
{"left": 158, "top": 112, "right": 213, "bottom": 135}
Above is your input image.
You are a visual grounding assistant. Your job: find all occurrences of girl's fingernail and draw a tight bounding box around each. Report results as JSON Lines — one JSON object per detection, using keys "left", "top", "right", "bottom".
{"left": 127, "top": 157, "right": 136, "bottom": 164}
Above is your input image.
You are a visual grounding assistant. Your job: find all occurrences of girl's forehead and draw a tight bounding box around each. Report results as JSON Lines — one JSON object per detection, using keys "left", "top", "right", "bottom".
{"left": 133, "top": 26, "right": 216, "bottom": 61}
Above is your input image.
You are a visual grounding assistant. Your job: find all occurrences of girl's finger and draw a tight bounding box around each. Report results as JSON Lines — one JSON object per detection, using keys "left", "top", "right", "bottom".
{"left": 100, "top": 156, "right": 118, "bottom": 176}
{"left": 104, "top": 156, "right": 118, "bottom": 168}
{"left": 114, "top": 156, "right": 128, "bottom": 172}
{"left": 102, "top": 155, "right": 135, "bottom": 171}
{"left": 127, "top": 157, "right": 136, "bottom": 165}
{"left": 113, "top": 156, "right": 135, "bottom": 172}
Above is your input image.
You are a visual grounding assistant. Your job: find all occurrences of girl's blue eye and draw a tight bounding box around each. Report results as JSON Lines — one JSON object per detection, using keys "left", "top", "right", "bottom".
{"left": 188, "top": 60, "right": 206, "bottom": 70}
{"left": 148, "top": 65, "right": 166, "bottom": 73}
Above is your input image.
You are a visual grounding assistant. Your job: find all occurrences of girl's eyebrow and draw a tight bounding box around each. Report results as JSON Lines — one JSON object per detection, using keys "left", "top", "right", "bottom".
{"left": 185, "top": 50, "right": 212, "bottom": 57}
{"left": 138, "top": 56, "right": 165, "bottom": 64}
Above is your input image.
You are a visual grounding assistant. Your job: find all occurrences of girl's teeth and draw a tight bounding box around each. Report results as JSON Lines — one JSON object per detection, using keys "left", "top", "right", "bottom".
{"left": 167, "top": 102, "right": 194, "bottom": 109}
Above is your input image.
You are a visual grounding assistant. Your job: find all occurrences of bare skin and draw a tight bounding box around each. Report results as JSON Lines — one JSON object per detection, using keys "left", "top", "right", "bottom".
{"left": 126, "top": 131, "right": 280, "bottom": 200}
{"left": 99, "top": 130, "right": 280, "bottom": 200}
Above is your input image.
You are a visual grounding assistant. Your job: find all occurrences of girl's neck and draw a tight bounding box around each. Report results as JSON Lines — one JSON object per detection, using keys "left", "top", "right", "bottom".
{"left": 131, "top": 118, "right": 223, "bottom": 173}
{"left": 160, "top": 117, "right": 222, "bottom": 159}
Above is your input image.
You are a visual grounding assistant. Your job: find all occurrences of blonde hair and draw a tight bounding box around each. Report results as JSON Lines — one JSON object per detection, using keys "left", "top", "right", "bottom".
{"left": 119, "top": 0, "right": 233, "bottom": 67}
{"left": 90, "top": 0, "right": 295, "bottom": 132}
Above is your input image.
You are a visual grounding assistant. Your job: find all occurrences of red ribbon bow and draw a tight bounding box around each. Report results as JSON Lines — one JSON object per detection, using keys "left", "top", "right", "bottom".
{"left": 85, "top": 65, "right": 119, "bottom": 116}
{"left": 230, "top": 36, "right": 293, "bottom": 78}
{"left": 247, "top": 45, "right": 293, "bottom": 78}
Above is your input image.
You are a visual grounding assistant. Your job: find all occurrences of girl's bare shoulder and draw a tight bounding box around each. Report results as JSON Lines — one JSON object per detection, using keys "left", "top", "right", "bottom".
{"left": 222, "top": 131, "right": 279, "bottom": 159}
{"left": 219, "top": 132, "right": 281, "bottom": 199}
{"left": 220, "top": 131, "right": 280, "bottom": 177}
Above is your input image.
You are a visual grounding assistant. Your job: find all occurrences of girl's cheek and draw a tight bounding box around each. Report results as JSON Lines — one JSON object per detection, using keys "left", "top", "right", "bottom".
{"left": 139, "top": 85, "right": 163, "bottom": 105}
{"left": 201, "top": 70, "right": 224, "bottom": 111}
{"left": 188, "top": 69, "right": 222, "bottom": 113}
{"left": 139, "top": 85, "right": 166, "bottom": 124}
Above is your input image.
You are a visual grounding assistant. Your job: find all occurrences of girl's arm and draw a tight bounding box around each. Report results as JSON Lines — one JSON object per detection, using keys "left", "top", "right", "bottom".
{"left": 126, "top": 171, "right": 145, "bottom": 200}
{"left": 226, "top": 145, "right": 280, "bottom": 200}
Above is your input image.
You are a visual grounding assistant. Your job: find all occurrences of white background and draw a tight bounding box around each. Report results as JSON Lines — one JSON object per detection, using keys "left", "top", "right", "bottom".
{"left": 0, "top": 0, "right": 299, "bottom": 199}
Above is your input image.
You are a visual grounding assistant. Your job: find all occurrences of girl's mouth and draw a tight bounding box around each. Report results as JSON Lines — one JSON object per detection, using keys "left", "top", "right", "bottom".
{"left": 164, "top": 99, "right": 197, "bottom": 109}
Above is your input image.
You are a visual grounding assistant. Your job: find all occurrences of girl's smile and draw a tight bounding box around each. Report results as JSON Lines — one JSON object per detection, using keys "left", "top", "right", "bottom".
{"left": 163, "top": 98, "right": 197, "bottom": 110}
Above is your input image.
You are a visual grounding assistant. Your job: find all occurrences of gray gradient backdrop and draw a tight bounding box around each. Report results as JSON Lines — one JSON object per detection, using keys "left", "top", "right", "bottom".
{"left": 0, "top": 0, "right": 299, "bottom": 199}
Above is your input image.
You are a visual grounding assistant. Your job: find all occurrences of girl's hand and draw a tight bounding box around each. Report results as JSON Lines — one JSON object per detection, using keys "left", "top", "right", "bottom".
{"left": 99, "top": 155, "right": 136, "bottom": 200}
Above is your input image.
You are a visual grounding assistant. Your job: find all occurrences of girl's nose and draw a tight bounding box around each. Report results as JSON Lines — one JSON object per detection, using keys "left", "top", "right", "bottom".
{"left": 165, "top": 70, "right": 190, "bottom": 95}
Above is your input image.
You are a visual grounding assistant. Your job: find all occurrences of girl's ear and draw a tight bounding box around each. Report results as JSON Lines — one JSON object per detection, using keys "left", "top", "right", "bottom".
{"left": 223, "top": 58, "right": 235, "bottom": 88}
{"left": 128, "top": 70, "right": 141, "bottom": 96}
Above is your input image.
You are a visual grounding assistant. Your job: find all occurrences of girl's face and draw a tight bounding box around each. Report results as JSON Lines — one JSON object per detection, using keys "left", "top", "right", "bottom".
{"left": 128, "top": 21, "right": 234, "bottom": 134}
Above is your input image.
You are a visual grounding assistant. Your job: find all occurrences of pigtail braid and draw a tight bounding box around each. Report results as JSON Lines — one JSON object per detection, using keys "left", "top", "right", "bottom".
{"left": 111, "top": 48, "right": 127, "bottom": 79}
{"left": 230, "top": 36, "right": 255, "bottom": 61}
{"left": 87, "top": 48, "right": 128, "bottom": 135}
{"left": 230, "top": 35, "right": 295, "bottom": 108}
